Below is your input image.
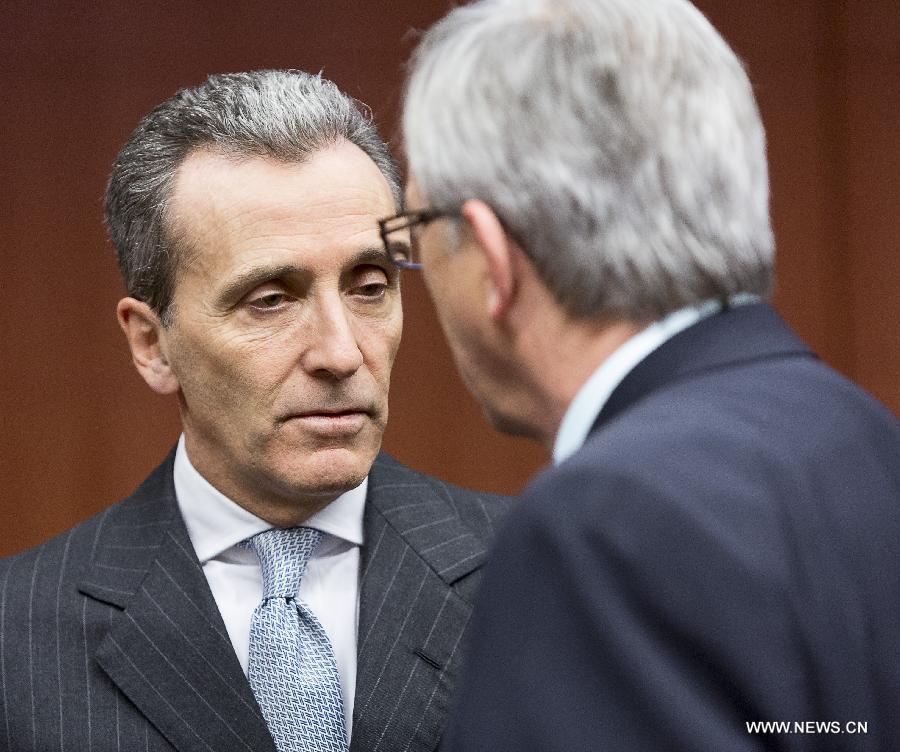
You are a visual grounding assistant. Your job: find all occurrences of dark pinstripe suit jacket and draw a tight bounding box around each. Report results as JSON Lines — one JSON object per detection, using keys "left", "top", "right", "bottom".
{"left": 0, "top": 451, "right": 512, "bottom": 752}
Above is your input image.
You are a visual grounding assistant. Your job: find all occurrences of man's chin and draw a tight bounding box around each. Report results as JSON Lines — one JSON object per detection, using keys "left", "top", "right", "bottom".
{"left": 242, "top": 447, "right": 374, "bottom": 526}
{"left": 484, "top": 404, "right": 542, "bottom": 443}
{"left": 279, "top": 444, "right": 377, "bottom": 497}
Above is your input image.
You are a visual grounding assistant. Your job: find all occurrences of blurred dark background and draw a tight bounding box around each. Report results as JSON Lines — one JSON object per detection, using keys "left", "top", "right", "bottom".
{"left": 1, "top": 0, "right": 897, "bottom": 556}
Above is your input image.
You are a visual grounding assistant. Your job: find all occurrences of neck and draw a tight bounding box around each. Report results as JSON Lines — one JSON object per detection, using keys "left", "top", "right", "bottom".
{"left": 508, "top": 299, "right": 644, "bottom": 451}
{"left": 180, "top": 433, "right": 344, "bottom": 527}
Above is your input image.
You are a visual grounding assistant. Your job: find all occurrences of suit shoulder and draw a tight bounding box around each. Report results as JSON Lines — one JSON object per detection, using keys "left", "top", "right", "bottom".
{"left": 1, "top": 503, "right": 114, "bottom": 572}
{"left": 0, "top": 504, "right": 118, "bottom": 634}
{"left": 2, "top": 451, "right": 176, "bottom": 564}
{"left": 1, "top": 449, "right": 177, "bottom": 575}
{"left": 512, "top": 365, "right": 900, "bottom": 595}
{"left": 372, "top": 452, "right": 514, "bottom": 529}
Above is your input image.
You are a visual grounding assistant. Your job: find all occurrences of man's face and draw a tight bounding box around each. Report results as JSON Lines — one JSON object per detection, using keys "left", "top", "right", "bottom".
{"left": 159, "top": 142, "right": 401, "bottom": 522}
{"left": 405, "top": 178, "right": 528, "bottom": 438}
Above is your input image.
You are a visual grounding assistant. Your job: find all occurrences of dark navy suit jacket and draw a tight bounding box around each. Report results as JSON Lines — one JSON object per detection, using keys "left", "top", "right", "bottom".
{"left": 444, "top": 304, "right": 900, "bottom": 751}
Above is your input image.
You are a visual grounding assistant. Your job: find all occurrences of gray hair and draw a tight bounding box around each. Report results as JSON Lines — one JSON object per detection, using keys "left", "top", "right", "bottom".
{"left": 403, "top": 0, "right": 774, "bottom": 320}
{"left": 105, "top": 69, "right": 400, "bottom": 322}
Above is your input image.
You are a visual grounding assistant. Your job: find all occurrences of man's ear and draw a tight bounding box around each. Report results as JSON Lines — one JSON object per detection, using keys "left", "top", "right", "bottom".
{"left": 116, "top": 297, "right": 179, "bottom": 395}
{"left": 460, "top": 199, "right": 517, "bottom": 320}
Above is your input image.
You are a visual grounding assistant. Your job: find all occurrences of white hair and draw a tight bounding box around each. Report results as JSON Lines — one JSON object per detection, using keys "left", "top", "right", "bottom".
{"left": 403, "top": 0, "right": 774, "bottom": 320}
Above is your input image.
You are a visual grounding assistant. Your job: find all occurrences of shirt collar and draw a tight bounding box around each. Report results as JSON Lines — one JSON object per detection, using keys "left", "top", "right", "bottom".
{"left": 552, "top": 297, "right": 758, "bottom": 465}
{"left": 173, "top": 435, "right": 367, "bottom": 564}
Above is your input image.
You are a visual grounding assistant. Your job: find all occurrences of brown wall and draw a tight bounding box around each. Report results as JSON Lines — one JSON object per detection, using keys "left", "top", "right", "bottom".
{"left": 1, "top": 1, "right": 897, "bottom": 557}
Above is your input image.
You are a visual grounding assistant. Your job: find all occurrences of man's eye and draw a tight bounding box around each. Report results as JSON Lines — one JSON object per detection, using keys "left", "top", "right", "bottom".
{"left": 249, "top": 292, "right": 288, "bottom": 309}
{"left": 351, "top": 266, "right": 391, "bottom": 300}
{"left": 356, "top": 282, "right": 387, "bottom": 298}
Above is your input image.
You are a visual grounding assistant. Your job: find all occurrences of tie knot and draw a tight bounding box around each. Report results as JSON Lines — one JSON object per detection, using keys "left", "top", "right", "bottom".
{"left": 242, "top": 527, "right": 323, "bottom": 599}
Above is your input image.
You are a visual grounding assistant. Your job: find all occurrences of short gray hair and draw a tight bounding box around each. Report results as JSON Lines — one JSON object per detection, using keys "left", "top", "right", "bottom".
{"left": 105, "top": 69, "right": 400, "bottom": 322}
{"left": 403, "top": 0, "right": 774, "bottom": 321}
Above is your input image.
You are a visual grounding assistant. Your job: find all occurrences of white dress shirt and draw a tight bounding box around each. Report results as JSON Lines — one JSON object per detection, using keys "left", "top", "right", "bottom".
{"left": 173, "top": 435, "right": 365, "bottom": 736}
{"left": 553, "top": 297, "right": 758, "bottom": 464}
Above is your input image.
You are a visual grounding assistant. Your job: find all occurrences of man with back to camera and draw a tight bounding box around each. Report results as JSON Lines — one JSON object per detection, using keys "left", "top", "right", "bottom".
{"left": 0, "top": 69, "right": 511, "bottom": 752}
{"left": 384, "top": 0, "right": 900, "bottom": 749}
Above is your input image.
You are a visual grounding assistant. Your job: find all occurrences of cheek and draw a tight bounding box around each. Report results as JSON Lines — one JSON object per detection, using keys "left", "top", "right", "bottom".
{"left": 385, "top": 311, "right": 403, "bottom": 366}
{"left": 170, "top": 327, "right": 288, "bottom": 405}
{"left": 359, "top": 307, "right": 403, "bottom": 377}
{"left": 431, "top": 285, "right": 473, "bottom": 350}
{"left": 422, "top": 259, "right": 477, "bottom": 333}
{"left": 420, "top": 267, "right": 447, "bottom": 307}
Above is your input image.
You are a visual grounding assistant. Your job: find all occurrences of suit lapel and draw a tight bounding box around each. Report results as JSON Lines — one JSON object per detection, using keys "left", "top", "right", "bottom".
{"left": 78, "top": 454, "right": 276, "bottom": 752}
{"left": 79, "top": 451, "right": 487, "bottom": 752}
{"left": 593, "top": 303, "right": 814, "bottom": 433}
{"left": 351, "top": 455, "right": 486, "bottom": 752}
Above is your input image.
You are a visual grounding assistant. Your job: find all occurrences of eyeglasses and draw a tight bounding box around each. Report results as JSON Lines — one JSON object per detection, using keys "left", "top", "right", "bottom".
{"left": 378, "top": 208, "right": 459, "bottom": 269}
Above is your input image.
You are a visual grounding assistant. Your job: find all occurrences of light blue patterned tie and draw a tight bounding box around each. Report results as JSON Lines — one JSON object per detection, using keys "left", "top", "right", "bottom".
{"left": 242, "top": 527, "right": 348, "bottom": 752}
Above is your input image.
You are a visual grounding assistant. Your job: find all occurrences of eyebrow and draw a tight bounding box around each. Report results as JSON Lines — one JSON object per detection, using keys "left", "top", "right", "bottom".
{"left": 351, "top": 247, "right": 395, "bottom": 268}
{"left": 216, "top": 247, "right": 394, "bottom": 306}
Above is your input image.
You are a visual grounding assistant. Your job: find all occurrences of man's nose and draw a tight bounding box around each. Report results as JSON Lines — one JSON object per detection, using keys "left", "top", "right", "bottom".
{"left": 299, "top": 295, "right": 364, "bottom": 379}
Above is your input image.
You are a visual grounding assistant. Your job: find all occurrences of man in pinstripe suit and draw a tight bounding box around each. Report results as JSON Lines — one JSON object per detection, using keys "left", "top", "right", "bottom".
{"left": 0, "top": 70, "right": 509, "bottom": 751}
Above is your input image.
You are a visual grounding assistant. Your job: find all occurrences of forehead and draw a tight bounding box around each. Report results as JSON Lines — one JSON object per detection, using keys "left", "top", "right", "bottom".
{"left": 169, "top": 142, "right": 396, "bottom": 281}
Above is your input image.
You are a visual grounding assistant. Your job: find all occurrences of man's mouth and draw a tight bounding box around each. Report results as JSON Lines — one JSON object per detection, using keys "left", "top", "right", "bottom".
{"left": 284, "top": 408, "right": 371, "bottom": 434}
{"left": 295, "top": 407, "right": 370, "bottom": 417}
